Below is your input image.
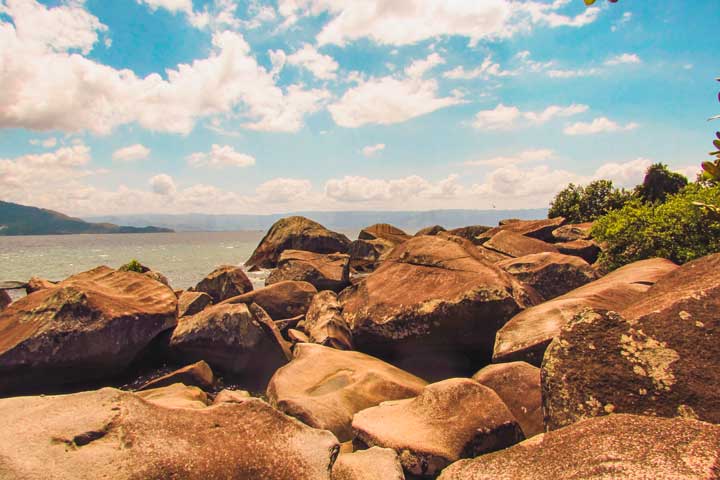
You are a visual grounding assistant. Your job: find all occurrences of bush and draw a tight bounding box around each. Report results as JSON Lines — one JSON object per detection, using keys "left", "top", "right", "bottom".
{"left": 119, "top": 259, "right": 147, "bottom": 273}
{"left": 592, "top": 183, "right": 720, "bottom": 270}
{"left": 636, "top": 163, "right": 688, "bottom": 203}
{"left": 548, "top": 180, "right": 632, "bottom": 223}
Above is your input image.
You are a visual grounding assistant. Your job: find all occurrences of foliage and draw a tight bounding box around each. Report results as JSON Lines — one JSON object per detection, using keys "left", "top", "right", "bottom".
{"left": 592, "top": 183, "right": 720, "bottom": 270}
{"left": 636, "top": 163, "right": 688, "bottom": 203}
{"left": 548, "top": 180, "right": 633, "bottom": 223}
{"left": 120, "top": 259, "right": 146, "bottom": 273}
{"left": 701, "top": 78, "right": 720, "bottom": 183}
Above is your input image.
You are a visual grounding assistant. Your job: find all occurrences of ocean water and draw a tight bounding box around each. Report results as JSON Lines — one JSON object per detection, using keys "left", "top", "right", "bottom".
{"left": 0, "top": 231, "right": 271, "bottom": 297}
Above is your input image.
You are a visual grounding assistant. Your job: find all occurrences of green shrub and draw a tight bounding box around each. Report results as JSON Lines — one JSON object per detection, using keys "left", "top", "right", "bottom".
{"left": 119, "top": 259, "right": 146, "bottom": 273}
{"left": 548, "top": 180, "right": 633, "bottom": 223}
{"left": 592, "top": 183, "right": 720, "bottom": 270}
{"left": 636, "top": 163, "right": 688, "bottom": 203}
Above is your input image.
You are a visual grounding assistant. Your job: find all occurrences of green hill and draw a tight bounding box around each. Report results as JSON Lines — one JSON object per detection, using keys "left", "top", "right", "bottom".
{"left": 0, "top": 201, "right": 173, "bottom": 236}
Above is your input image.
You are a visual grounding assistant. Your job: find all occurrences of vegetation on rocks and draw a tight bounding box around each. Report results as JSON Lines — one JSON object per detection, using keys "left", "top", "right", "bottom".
{"left": 548, "top": 180, "right": 632, "bottom": 224}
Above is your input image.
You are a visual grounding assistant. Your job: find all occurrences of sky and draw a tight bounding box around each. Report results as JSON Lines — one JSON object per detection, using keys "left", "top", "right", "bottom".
{"left": 0, "top": 0, "right": 717, "bottom": 216}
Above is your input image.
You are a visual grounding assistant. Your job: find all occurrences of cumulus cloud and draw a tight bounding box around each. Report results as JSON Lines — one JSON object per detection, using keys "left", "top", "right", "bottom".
{"left": 563, "top": 117, "right": 639, "bottom": 135}
{"left": 362, "top": 144, "right": 386, "bottom": 157}
{"left": 594, "top": 157, "right": 651, "bottom": 188}
{"left": 149, "top": 174, "right": 177, "bottom": 195}
{"left": 112, "top": 144, "right": 151, "bottom": 162}
{"left": 255, "top": 178, "right": 313, "bottom": 203}
{"left": 323, "top": 174, "right": 463, "bottom": 204}
{"left": 29, "top": 137, "right": 58, "bottom": 148}
{"left": 472, "top": 103, "right": 587, "bottom": 131}
{"left": 465, "top": 149, "right": 555, "bottom": 167}
{"left": 605, "top": 53, "right": 641, "bottom": 66}
{"left": 405, "top": 52, "right": 445, "bottom": 78}
{"left": 443, "top": 55, "right": 513, "bottom": 80}
{"left": 285, "top": 43, "right": 339, "bottom": 80}
{"left": 187, "top": 145, "right": 256, "bottom": 168}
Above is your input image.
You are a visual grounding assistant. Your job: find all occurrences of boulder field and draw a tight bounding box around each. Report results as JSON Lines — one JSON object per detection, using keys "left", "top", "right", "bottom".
{"left": 1, "top": 215, "right": 718, "bottom": 479}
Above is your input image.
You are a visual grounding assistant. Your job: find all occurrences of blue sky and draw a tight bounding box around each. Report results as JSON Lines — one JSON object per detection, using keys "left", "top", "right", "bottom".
{"left": 0, "top": 0, "right": 717, "bottom": 215}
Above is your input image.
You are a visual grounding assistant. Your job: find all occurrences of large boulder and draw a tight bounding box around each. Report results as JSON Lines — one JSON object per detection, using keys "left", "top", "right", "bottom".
{"left": 358, "top": 224, "right": 410, "bottom": 244}
{"left": 118, "top": 261, "right": 171, "bottom": 288}
{"left": 331, "top": 447, "right": 404, "bottom": 480}
{"left": 0, "top": 387, "right": 339, "bottom": 480}
{"left": 472, "top": 362, "right": 543, "bottom": 438}
{"left": 340, "top": 235, "right": 540, "bottom": 379}
{"left": 347, "top": 238, "right": 395, "bottom": 272}
{"left": 267, "top": 343, "right": 427, "bottom": 442}
{"left": 497, "top": 252, "right": 598, "bottom": 301}
{"left": 484, "top": 230, "right": 559, "bottom": 258}
{"left": 304, "top": 290, "right": 353, "bottom": 350}
{"left": 0, "top": 266, "right": 177, "bottom": 395}
{"left": 445, "top": 225, "right": 492, "bottom": 245}
{"left": 438, "top": 414, "right": 720, "bottom": 480}
{"left": 169, "top": 302, "right": 290, "bottom": 389}
{"left": 266, "top": 250, "right": 350, "bottom": 293}
{"left": 136, "top": 383, "right": 210, "bottom": 409}
{"left": 438, "top": 233, "right": 510, "bottom": 263}
{"left": 193, "top": 265, "right": 252, "bottom": 303}
{"left": 0, "top": 291, "right": 10, "bottom": 311}
{"left": 221, "top": 281, "right": 317, "bottom": 320}
{"left": 352, "top": 378, "right": 524, "bottom": 477}
{"left": 556, "top": 239, "right": 601, "bottom": 264}
{"left": 493, "top": 258, "right": 678, "bottom": 366}
{"left": 542, "top": 253, "right": 720, "bottom": 430}
{"left": 177, "top": 291, "right": 213, "bottom": 318}
{"left": 25, "top": 276, "right": 56, "bottom": 294}
{"left": 138, "top": 360, "right": 215, "bottom": 392}
{"left": 414, "top": 225, "right": 446, "bottom": 236}
{"left": 246, "top": 216, "right": 351, "bottom": 269}
{"left": 551, "top": 222, "right": 593, "bottom": 242}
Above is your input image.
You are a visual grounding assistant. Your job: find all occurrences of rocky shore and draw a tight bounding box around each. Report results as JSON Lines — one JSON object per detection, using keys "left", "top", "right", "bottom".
{"left": 0, "top": 215, "right": 718, "bottom": 479}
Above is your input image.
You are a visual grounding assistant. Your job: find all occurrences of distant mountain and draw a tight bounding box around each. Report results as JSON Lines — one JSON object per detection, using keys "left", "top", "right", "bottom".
{"left": 0, "top": 201, "right": 173, "bottom": 236}
{"left": 85, "top": 209, "right": 548, "bottom": 233}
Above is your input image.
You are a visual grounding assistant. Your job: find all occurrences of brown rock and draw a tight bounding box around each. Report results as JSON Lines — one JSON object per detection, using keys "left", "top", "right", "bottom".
{"left": 25, "top": 276, "right": 55, "bottom": 294}
{"left": 177, "top": 291, "right": 213, "bottom": 317}
{"left": 340, "top": 236, "right": 540, "bottom": 379}
{"left": 266, "top": 250, "right": 350, "bottom": 292}
{"left": 0, "top": 291, "right": 10, "bottom": 311}
{"left": 118, "top": 261, "right": 171, "bottom": 288}
{"left": 438, "top": 414, "right": 720, "bottom": 480}
{"left": 0, "top": 266, "right": 177, "bottom": 395}
{"left": 542, "top": 253, "right": 720, "bottom": 430}
{"left": 169, "top": 303, "right": 290, "bottom": 389}
{"left": 551, "top": 222, "right": 593, "bottom": 242}
{"left": 138, "top": 360, "right": 215, "bottom": 391}
{"left": 332, "top": 447, "right": 404, "bottom": 480}
{"left": 358, "top": 224, "right": 411, "bottom": 244}
{"left": 136, "top": 383, "right": 209, "bottom": 409}
{"left": 414, "top": 225, "right": 446, "bottom": 236}
{"left": 267, "top": 343, "right": 427, "bottom": 442}
{"left": 222, "top": 280, "right": 317, "bottom": 320}
{"left": 193, "top": 265, "right": 252, "bottom": 303}
{"left": 348, "top": 238, "right": 395, "bottom": 272}
{"left": 556, "top": 239, "right": 601, "bottom": 264}
{"left": 305, "top": 290, "right": 353, "bottom": 350}
{"left": 484, "top": 230, "right": 559, "bottom": 258}
{"left": 437, "top": 232, "right": 511, "bottom": 263}
{"left": 445, "top": 225, "right": 492, "bottom": 245}
{"left": 288, "top": 328, "right": 310, "bottom": 343}
{"left": 352, "top": 378, "right": 524, "bottom": 477}
{"left": 213, "top": 389, "right": 251, "bottom": 404}
{"left": 246, "top": 216, "right": 351, "bottom": 269}
{"left": 0, "top": 387, "right": 340, "bottom": 480}
{"left": 479, "top": 217, "right": 566, "bottom": 243}
{"left": 497, "top": 252, "right": 598, "bottom": 301}
{"left": 472, "top": 362, "right": 543, "bottom": 437}
{"left": 493, "top": 258, "right": 678, "bottom": 366}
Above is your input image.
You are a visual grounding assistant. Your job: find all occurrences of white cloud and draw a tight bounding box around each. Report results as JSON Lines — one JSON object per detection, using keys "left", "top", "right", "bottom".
{"left": 472, "top": 164, "right": 583, "bottom": 199}
{"left": 329, "top": 75, "right": 463, "bottom": 128}
{"left": 286, "top": 43, "right": 339, "bottom": 80}
{"left": 269, "top": 49, "right": 287, "bottom": 77}
{"left": 605, "top": 53, "right": 641, "bottom": 66}
{"left": 362, "top": 144, "right": 386, "bottom": 157}
{"left": 187, "top": 145, "right": 256, "bottom": 168}
{"left": 465, "top": 149, "right": 555, "bottom": 167}
{"left": 138, "top": 0, "right": 193, "bottom": 15}
{"left": 563, "top": 117, "right": 639, "bottom": 135}
{"left": 149, "top": 174, "right": 177, "bottom": 196}
{"left": 255, "top": 178, "right": 313, "bottom": 203}
{"left": 443, "top": 55, "right": 513, "bottom": 80}
{"left": 594, "top": 157, "right": 651, "bottom": 188}
{"left": 405, "top": 52, "right": 445, "bottom": 78}
{"left": 519, "top": 1, "right": 600, "bottom": 28}
{"left": 112, "top": 144, "right": 151, "bottom": 162}
{"left": 29, "top": 137, "right": 58, "bottom": 148}
{"left": 472, "top": 103, "right": 587, "bottom": 130}
{"left": 547, "top": 68, "right": 599, "bottom": 78}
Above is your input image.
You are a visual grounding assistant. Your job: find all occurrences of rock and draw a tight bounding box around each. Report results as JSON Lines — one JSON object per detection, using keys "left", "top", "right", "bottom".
{"left": 493, "top": 258, "right": 678, "bottom": 366}
{"left": 193, "top": 265, "right": 253, "bottom": 303}
{"left": 266, "top": 250, "right": 350, "bottom": 293}
{"left": 267, "top": 343, "right": 427, "bottom": 442}
{"left": 340, "top": 235, "right": 540, "bottom": 379}
{"left": 221, "top": 281, "right": 317, "bottom": 320}
{"left": 0, "top": 291, "right": 10, "bottom": 311}
{"left": 25, "top": 276, "right": 55, "bottom": 294}
{"left": 177, "top": 291, "right": 213, "bottom": 317}
{"left": 138, "top": 360, "right": 215, "bottom": 391}
{"left": 169, "top": 302, "right": 290, "bottom": 389}
{"left": 472, "top": 362, "right": 543, "bottom": 438}
{"left": 445, "top": 225, "right": 492, "bottom": 245}
{"left": 246, "top": 216, "right": 351, "bottom": 269}
{"left": 332, "top": 447, "right": 404, "bottom": 480}
{"left": 438, "top": 414, "right": 720, "bottom": 480}
{"left": 0, "top": 266, "right": 177, "bottom": 395}
{"left": 0, "top": 387, "right": 339, "bottom": 480}
{"left": 288, "top": 328, "right": 310, "bottom": 343}
{"left": 305, "top": 290, "right": 353, "bottom": 350}
{"left": 543, "top": 253, "right": 720, "bottom": 430}
{"left": 213, "top": 389, "right": 251, "bottom": 404}
{"left": 497, "top": 252, "right": 598, "bottom": 301}
{"left": 414, "top": 225, "right": 446, "bottom": 236}
{"left": 551, "top": 222, "right": 593, "bottom": 242}
{"left": 556, "top": 239, "right": 601, "bottom": 264}
{"left": 136, "top": 383, "right": 210, "bottom": 409}
{"left": 359, "top": 224, "right": 411, "bottom": 244}
{"left": 348, "top": 238, "right": 395, "bottom": 272}
{"left": 352, "top": 378, "right": 524, "bottom": 477}
{"left": 437, "top": 233, "right": 511, "bottom": 263}
{"left": 484, "top": 230, "right": 559, "bottom": 258}
{"left": 118, "top": 261, "right": 171, "bottom": 287}
{"left": 480, "top": 217, "right": 566, "bottom": 243}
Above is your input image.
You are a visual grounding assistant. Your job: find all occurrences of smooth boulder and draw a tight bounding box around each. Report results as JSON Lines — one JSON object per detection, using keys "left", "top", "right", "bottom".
{"left": 246, "top": 216, "right": 351, "bottom": 269}
{"left": 358, "top": 224, "right": 410, "bottom": 244}
{"left": 551, "top": 222, "right": 593, "bottom": 242}
{"left": 414, "top": 225, "right": 446, "bottom": 236}
{"left": 0, "top": 266, "right": 177, "bottom": 394}
{"left": 193, "top": 265, "right": 252, "bottom": 303}
{"left": 479, "top": 217, "right": 566, "bottom": 243}
{"left": 347, "top": 238, "right": 395, "bottom": 272}
{"left": 446, "top": 225, "right": 492, "bottom": 244}
{"left": 0, "top": 387, "right": 339, "bottom": 480}
{"left": 332, "top": 447, "right": 404, "bottom": 480}
{"left": 304, "top": 290, "right": 353, "bottom": 350}
{"left": 493, "top": 258, "right": 678, "bottom": 366}
{"left": 352, "top": 378, "right": 524, "bottom": 477}
{"left": 0, "top": 291, "right": 10, "bottom": 311}
{"left": 267, "top": 343, "right": 427, "bottom": 442}
{"left": 138, "top": 360, "right": 215, "bottom": 391}
{"left": 222, "top": 280, "right": 317, "bottom": 320}
{"left": 484, "top": 230, "right": 559, "bottom": 258}
{"left": 267, "top": 250, "right": 350, "bottom": 292}
{"left": 25, "top": 276, "right": 55, "bottom": 294}
{"left": 556, "top": 239, "right": 601, "bottom": 264}
{"left": 438, "top": 414, "right": 720, "bottom": 480}
{"left": 177, "top": 291, "right": 213, "bottom": 317}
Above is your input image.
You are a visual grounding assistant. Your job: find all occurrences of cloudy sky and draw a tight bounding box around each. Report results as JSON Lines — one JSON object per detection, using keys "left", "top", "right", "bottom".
{"left": 0, "top": 0, "right": 716, "bottom": 216}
